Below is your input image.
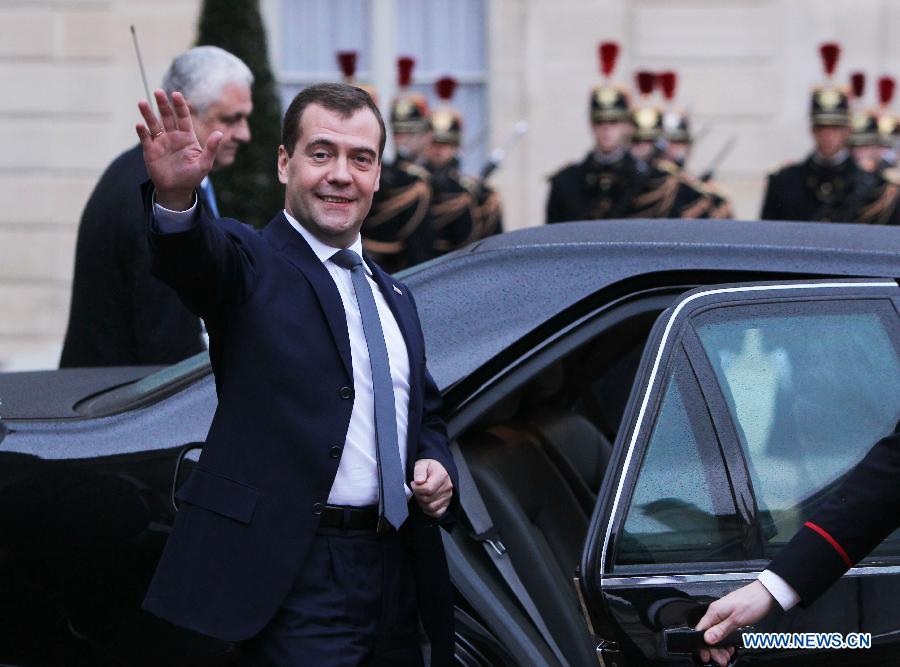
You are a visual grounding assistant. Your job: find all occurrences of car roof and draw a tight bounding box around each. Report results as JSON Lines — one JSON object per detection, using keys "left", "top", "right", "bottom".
{"left": 402, "top": 219, "right": 900, "bottom": 390}
{"left": 4, "top": 219, "right": 898, "bottom": 421}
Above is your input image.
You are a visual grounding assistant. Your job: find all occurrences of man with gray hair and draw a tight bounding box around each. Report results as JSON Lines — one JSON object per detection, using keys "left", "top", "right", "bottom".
{"left": 60, "top": 46, "right": 253, "bottom": 367}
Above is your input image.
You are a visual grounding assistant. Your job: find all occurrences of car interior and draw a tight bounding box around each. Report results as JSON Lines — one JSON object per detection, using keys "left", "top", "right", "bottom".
{"left": 449, "top": 301, "right": 670, "bottom": 666}
{"left": 446, "top": 285, "right": 900, "bottom": 666}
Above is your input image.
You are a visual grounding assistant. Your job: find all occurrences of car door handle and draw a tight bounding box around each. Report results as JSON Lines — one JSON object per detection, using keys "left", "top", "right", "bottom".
{"left": 664, "top": 625, "right": 751, "bottom": 654}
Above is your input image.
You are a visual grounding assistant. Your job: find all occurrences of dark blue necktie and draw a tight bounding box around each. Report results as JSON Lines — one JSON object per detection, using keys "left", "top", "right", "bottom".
{"left": 331, "top": 249, "right": 408, "bottom": 530}
{"left": 200, "top": 179, "right": 220, "bottom": 218}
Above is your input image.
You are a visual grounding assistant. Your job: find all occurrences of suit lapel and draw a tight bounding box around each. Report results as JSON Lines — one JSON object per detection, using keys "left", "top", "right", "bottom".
{"left": 265, "top": 214, "right": 352, "bottom": 378}
{"left": 366, "top": 256, "right": 421, "bottom": 381}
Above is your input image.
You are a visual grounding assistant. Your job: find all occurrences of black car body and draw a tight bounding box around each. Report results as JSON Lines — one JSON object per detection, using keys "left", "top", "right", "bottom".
{"left": 3, "top": 219, "right": 900, "bottom": 666}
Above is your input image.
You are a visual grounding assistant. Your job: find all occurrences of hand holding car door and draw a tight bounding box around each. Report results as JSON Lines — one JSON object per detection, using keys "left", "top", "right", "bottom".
{"left": 696, "top": 580, "right": 775, "bottom": 665}
{"left": 137, "top": 89, "right": 221, "bottom": 211}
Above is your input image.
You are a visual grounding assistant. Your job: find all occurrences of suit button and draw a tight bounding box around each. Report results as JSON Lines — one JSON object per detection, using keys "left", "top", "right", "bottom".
{"left": 329, "top": 445, "right": 343, "bottom": 459}
{"left": 312, "top": 502, "right": 324, "bottom": 515}
{"left": 339, "top": 386, "right": 354, "bottom": 400}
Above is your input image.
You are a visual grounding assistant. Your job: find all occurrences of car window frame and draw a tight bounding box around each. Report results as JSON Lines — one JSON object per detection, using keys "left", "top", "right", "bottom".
{"left": 588, "top": 279, "right": 900, "bottom": 586}
{"left": 682, "top": 323, "right": 766, "bottom": 558}
{"left": 611, "top": 341, "right": 747, "bottom": 570}
{"left": 686, "top": 293, "right": 900, "bottom": 567}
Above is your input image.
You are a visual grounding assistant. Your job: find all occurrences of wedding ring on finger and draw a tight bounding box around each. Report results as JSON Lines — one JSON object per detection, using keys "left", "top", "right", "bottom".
{"left": 150, "top": 128, "right": 164, "bottom": 138}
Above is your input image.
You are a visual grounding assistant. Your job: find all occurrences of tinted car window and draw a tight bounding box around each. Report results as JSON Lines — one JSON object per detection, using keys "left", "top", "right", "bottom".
{"left": 618, "top": 351, "right": 743, "bottom": 566}
{"left": 694, "top": 300, "right": 900, "bottom": 558}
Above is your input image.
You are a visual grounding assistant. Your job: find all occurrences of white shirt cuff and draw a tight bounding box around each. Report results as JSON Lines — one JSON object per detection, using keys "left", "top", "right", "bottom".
{"left": 152, "top": 193, "right": 199, "bottom": 233}
{"left": 759, "top": 569, "right": 800, "bottom": 611}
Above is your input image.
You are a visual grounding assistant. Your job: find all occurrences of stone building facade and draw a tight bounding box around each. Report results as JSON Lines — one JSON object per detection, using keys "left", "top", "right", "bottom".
{"left": 2, "top": 0, "right": 899, "bottom": 370}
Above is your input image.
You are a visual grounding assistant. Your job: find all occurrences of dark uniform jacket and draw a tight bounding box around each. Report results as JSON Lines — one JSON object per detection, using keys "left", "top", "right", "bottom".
{"left": 60, "top": 145, "right": 205, "bottom": 367}
{"left": 423, "top": 159, "right": 479, "bottom": 256}
{"left": 664, "top": 162, "right": 734, "bottom": 219}
{"left": 546, "top": 151, "right": 714, "bottom": 223}
{"left": 362, "top": 157, "right": 433, "bottom": 274}
{"left": 768, "top": 423, "right": 900, "bottom": 605}
{"left": 141, "top": 200, "right": 459, "bottom": 663}
{"left": 760, "top": 153, "right": 900, "bottom": 224}
{"left": 462, "top": 174, "right": 504, "bottom": 239}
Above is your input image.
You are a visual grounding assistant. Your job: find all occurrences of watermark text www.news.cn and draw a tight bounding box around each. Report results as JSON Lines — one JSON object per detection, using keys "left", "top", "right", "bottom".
{"left": 742, "top": 632, "right": 872, "bottom": 650}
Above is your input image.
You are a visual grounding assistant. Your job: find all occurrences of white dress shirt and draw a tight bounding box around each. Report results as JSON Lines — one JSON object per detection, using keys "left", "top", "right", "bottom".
{"left": 153, "top": 200, "right": 413, "bottom": 506}
{"left": 758, "top": 569, "right": 800, "bottom": 611}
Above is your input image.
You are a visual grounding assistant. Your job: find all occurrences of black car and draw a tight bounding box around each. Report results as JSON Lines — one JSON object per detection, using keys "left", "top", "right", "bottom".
{"left": 3, "top": 219, "right": 900, "bottom": 666}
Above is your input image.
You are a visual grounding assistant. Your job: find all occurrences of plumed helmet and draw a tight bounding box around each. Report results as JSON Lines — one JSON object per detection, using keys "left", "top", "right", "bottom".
{"left": 589, "top": 42, "right": 631, "bottom": 123}
{"left": 429, "top": 76, "right": 463, "bottom": 145}
{"left": 390, "top": 56, "right": 430, "bottom": 134}
{"left": 810, "top": 43, "right": 850, "bottom": 127}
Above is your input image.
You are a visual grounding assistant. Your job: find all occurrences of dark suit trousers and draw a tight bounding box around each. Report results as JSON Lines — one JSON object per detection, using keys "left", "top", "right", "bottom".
{"left": 239, "top": 526, "right": 424, "bottom": 667}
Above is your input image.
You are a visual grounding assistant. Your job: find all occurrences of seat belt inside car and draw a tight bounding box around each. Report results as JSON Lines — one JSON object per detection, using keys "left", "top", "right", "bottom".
{"left": 449, "top": 441, "right": 573, "bottom": 667}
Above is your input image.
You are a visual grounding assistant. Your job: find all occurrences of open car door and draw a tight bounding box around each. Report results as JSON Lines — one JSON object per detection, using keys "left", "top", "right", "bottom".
{"left": 581, "top": 278, "right": 900, "bottom": 666}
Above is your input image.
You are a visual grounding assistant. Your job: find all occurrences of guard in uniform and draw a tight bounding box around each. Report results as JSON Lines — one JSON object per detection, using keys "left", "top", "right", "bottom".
{"left": 546, "top": 42, "right": 653, "bottom": 223}
{"left": 760, "top": 43, "right": 878, "bottom": 222}
{"left": 360, "top": 56, "right": 434, "bottom": 272}
{"left": 422, "top": 76, "right": 479, "bottom": 255}
{"left": 659, "top": 71, "right": 733, "bottom": 218}
{"left": 547, "top": 43, "right": 712, "bottom": 223}
{"left": 864, "top": 76, "right": 900, "bottom": 223}
{"left": 628, "top": 70, "right": 718, "bottom": 219}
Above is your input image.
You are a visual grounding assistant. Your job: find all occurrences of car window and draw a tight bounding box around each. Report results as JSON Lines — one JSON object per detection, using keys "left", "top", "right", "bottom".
{"left": 693, "top": 299, "right": 900, "bottom": 559}
{"left": 617, "top": 351, "right": 744, "bottom": 566}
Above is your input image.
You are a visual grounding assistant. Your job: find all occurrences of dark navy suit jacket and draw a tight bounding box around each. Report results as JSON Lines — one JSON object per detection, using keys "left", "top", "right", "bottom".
{"left": 141, "top": 201, "right": 459, "bottom": 660}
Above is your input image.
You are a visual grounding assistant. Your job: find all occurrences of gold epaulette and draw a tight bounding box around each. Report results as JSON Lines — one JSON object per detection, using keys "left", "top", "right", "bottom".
{"left": 694, "top": 178, "right": 730, "bottom": 200}
{"left": 459, "top": 174, "right": 480, "bottom": 196}
{"left": 881, "top": 167, "right": 900, "bottom": 186}
{"left": 654, "top": 158, "right": 680, "bottom": 175}
{"left": 398, "top": 162, "right": 431, "bottom": 182}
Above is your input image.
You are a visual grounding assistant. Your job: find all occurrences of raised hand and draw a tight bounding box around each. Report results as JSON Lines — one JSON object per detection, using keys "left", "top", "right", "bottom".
{"left": 136, "top": 89, "right": 222, "bottom": 210}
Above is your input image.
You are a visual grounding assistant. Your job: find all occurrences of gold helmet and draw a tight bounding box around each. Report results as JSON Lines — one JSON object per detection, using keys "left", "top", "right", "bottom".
{"left": 336, "top": 51, "right": 378, "bottom": 104}
{"left": 850, "top": 110, "right": 879, "bottom": 147}
{"left": 590, "top": 41, "right": 630, "bottom": 123}
{"left": 848, "top": 72, "right": 878, "bottom": 147}
{"left": 430, "top": 76, "right": 462, "bottom": 146}
{"left": 631, "top": 71, "right": 663, "bottom": 142}
{"left": 390, "top": 56, "right": 429, "bottom": 134}
{"left": 659, "top": 71, "right": 691, "bottom": 144}
{"left": 810, "top": 43, "right": 850, "bottom": 127}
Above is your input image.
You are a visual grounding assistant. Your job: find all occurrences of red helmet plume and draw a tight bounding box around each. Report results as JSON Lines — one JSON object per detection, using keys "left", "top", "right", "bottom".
{"left": 397, "top": 56, "right": 415, "bottom": 87}
{"left": 819, "top": 42, "right": 840, "bottom": 77}
{"left": 879, "top": 76, "right": 896, "bottom": 107}
{"left": 598, "top": 41, "right": 620, "bottom": 78}
{"left": 337, "top": 51, "right": 357, "bottom": 80}
{"left": 635, "top": 70, "right": 656, "bottom": 97}
{"left": 659, "top": 71, "right": 677, "bottom": 102}
{"left": 435, "top": 76, "right": 457, "bottom": 101}
{"left": 850, "top": 72, "right": 866, "bottom": 99}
